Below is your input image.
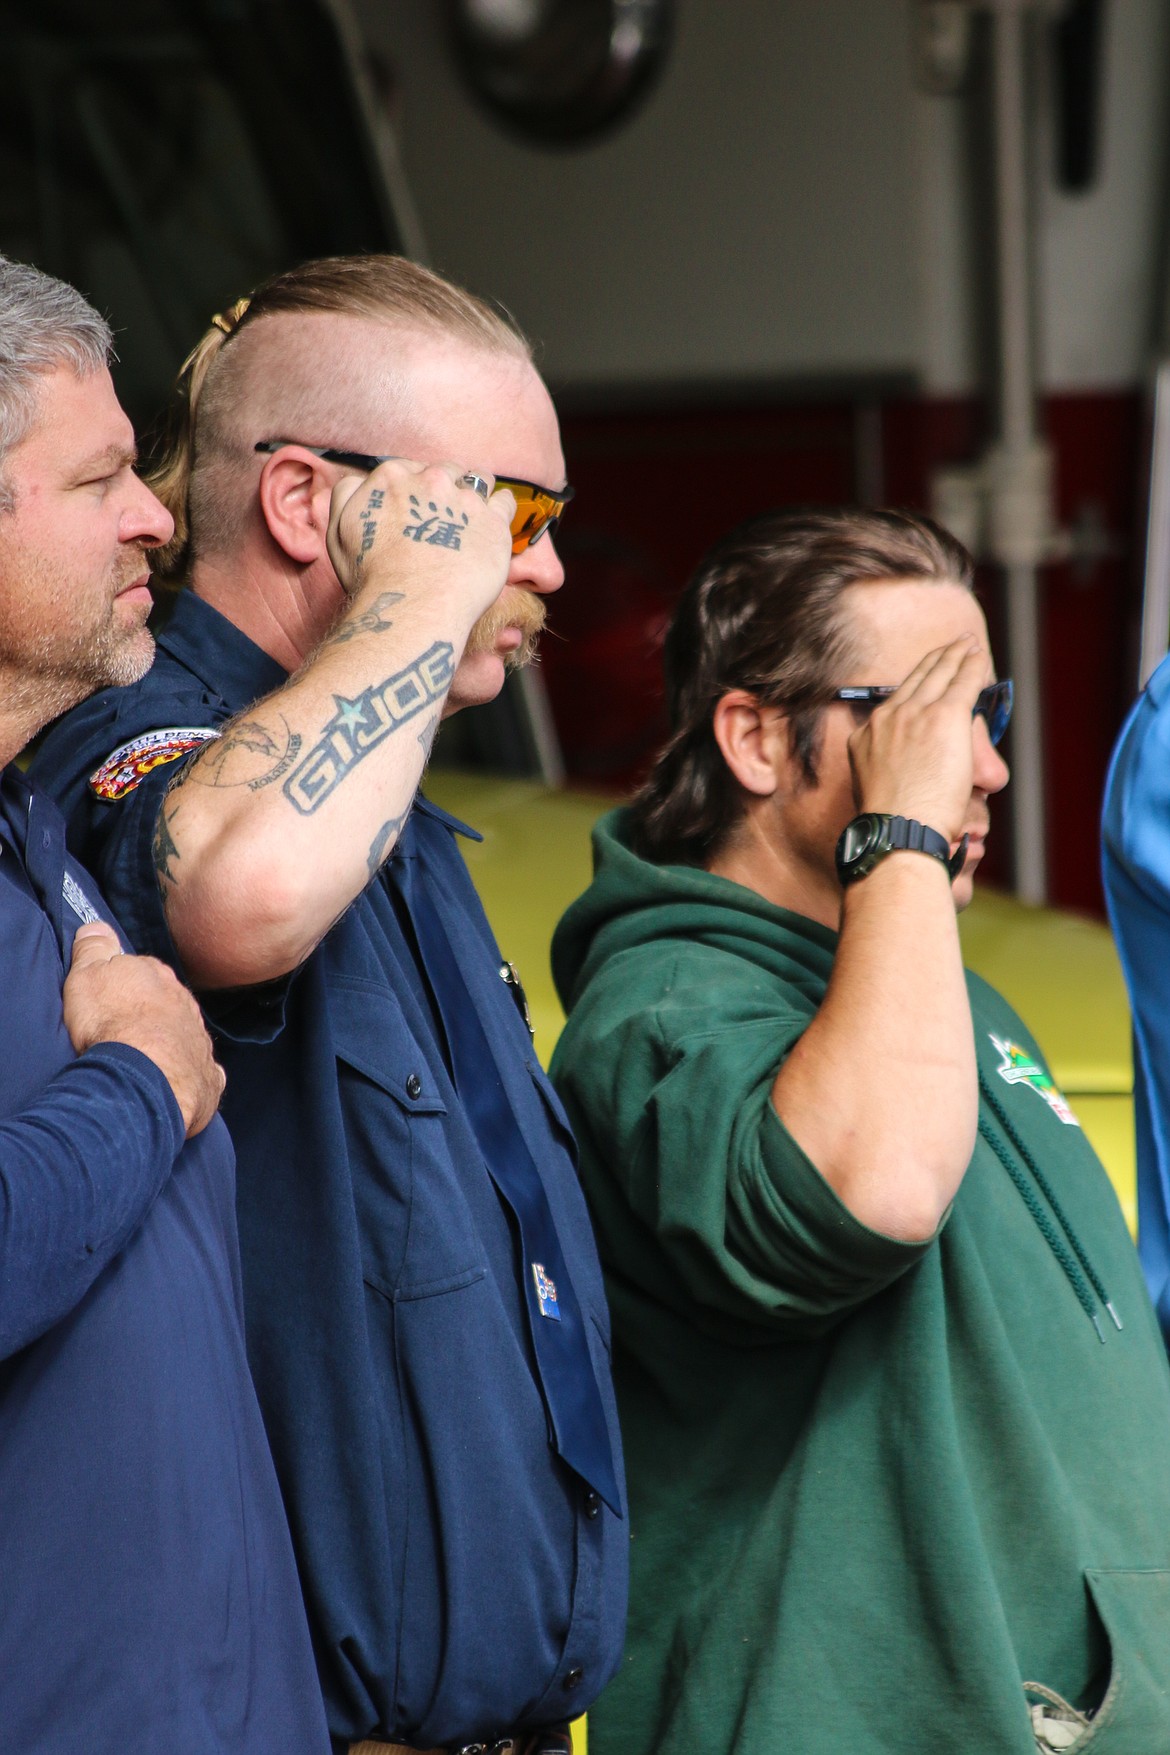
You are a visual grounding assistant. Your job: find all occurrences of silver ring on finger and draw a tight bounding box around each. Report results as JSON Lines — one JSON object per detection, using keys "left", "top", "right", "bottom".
{"left": 460, "top": 472, "right": 491, "bottom": 501}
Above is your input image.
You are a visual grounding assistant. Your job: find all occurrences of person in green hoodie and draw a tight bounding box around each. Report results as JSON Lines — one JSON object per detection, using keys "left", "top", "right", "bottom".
{"left": 550, "top": 507, "right": 1170, "bottom": 1755}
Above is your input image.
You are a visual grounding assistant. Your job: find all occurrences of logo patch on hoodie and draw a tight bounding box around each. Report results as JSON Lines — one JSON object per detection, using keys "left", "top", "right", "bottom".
{"left": 990, "top": 1034, "right": 1080, "bottom": 1127}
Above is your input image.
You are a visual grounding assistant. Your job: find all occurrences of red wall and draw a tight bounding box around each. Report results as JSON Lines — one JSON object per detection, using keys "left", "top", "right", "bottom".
{"left": 543, "top": 387, "right": 1147, "bottom": 916}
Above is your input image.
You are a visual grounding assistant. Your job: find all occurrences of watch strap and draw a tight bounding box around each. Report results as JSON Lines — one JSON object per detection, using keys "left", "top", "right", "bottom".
{"left": 887, "top": 814, "right": 950, "bottom": 863}
{"left": 837, "top": 813, "right": 968, "bottom": 885}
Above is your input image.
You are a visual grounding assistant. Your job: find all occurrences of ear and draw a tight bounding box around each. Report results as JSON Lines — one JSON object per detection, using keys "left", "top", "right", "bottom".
{"left": 712, "top": 690, "right": 789, "bottom": 797}
{"left": 256, "top": 450, "right": 334, "bottom": 567}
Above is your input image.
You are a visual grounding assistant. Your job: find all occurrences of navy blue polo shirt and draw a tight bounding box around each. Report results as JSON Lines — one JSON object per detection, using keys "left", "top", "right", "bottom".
{"left": 0, "top": 766, "right": 329, "bottom": 1755}
{"left": 32, "top": 588, "right": 628, "bottom": 1752}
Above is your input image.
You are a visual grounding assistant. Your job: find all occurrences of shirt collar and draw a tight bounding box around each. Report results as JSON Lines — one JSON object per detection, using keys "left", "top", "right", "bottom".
{"left": 155, "top": 588, "right": 288, "bottom": 712}
{"left": 413, "top": 795, "right": 483, "bottom": 843}
{"left": 0, "top": 763, "right": 32, "bottom": 853}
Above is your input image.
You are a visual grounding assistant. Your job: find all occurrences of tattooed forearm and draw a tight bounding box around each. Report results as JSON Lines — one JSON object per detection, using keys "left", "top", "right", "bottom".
{"left": 282, "top": 642, "right": 455, "bottom": 815}
{"left": 186, "top": 715, "right": 302, "bottom": 792}
{"left": 153, "top": 800, "right": 181, "bottom": 890}
{"left": 216, "top": 720, "right": 278, "bottom": 759}
{"left": 366, "top": 815, "right": 404, "bottom": 878}
{"left": 323, "top": 590, "right": 405, "bottom": 649}
{"left": 248, "top": 733, "right": 302, "bottom": 791}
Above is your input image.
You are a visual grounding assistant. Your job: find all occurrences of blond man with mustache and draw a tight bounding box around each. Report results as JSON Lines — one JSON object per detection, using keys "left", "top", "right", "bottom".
{"left": 32, "top": 255, "right": 626, "bottom": 1755}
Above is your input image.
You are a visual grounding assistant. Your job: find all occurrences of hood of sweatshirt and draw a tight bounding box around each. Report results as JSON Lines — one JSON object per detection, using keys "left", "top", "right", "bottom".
{"left": 551, "top": 806, "right": 838, "bottom": 1016}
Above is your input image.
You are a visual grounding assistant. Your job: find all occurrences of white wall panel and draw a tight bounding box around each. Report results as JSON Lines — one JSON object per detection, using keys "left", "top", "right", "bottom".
{"left": 355, "top": 0, "right": 921, "bottom": 387}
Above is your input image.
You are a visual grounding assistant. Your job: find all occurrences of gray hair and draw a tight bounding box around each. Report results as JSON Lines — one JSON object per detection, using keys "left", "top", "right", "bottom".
{"left": 0, "top": 256, "right": 113, "bottom": 510}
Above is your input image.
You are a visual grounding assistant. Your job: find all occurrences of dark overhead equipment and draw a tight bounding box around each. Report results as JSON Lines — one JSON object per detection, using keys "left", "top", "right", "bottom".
{"left": 449, "top": 0, "right": 673, "bottom": 147}
{"left": 1052, "top": 0, "right": 1105, "bottom": 192}
{"left": 0, "top": 0, "right": 405, "bottom": 427}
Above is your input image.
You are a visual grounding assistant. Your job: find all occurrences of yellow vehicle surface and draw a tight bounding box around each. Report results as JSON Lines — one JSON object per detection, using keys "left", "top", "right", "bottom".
{"left": 428, "top": 770, "right": 1137, "bottom": 1235}
{"left": 957, "top": 889, "right": 1135, "bottom": 1233}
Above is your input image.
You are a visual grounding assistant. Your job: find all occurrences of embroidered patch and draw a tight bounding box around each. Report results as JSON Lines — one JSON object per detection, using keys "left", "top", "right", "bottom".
{"left": 532, "top": 1262, "right": 561, "bottom": 1320}
{"left": 88, "top": 727, "right": 221, "bottom": 801}
{"left": 990, "top": 1033, "right": 1080, "bottom": 1127}
{"left": 61, "top": 870, "right": 101, "bottom": 926}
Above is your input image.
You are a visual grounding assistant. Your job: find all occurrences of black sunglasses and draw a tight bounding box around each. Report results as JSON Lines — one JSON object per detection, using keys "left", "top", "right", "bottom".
{"left": 833, "top": 679, "right": 1014, "bottom": 746}
{"left": 253, "top": 441, "right": 574, "bottom": 555}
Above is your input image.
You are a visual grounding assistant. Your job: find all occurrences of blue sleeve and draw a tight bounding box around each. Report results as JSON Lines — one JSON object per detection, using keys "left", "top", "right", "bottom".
{"left": 1102, "top": 674, "right": 1170, "bottom": 906}
{"left": 0, "top": 1042, "right": 185, "bottom": 1359}
{"left": 1102, "top": 667, "right": 1170, "bottom": 1340}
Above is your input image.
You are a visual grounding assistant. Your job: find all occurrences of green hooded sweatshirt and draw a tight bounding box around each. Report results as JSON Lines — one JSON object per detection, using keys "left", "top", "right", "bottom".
{"left": 550, "top": 809, "right": 1170, "bottom": 1755}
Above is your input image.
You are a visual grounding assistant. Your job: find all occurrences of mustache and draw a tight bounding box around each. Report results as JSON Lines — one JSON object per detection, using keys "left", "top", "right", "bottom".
{"left": 464, "top": 588, "right": 546, "bottom": 668}
{"left": 112, "top": 547, "right": 153, "bottom": 593}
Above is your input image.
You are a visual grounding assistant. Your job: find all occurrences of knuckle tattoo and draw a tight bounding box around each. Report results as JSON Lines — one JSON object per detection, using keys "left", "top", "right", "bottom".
{"left": 401, "top": 494, "right": 469, "bottom": 551}
{"left": 355, "top": 488, "right": 386, "bottom": 568}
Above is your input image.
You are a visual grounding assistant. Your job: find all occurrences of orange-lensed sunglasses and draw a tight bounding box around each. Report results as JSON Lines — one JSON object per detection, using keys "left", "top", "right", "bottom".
{"left": 254, "top": 442, "right": 574, "bottom": 555}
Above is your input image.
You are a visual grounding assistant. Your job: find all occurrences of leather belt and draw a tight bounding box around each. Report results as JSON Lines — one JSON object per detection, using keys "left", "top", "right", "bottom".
{"left": 349, "top": 1729, "right": 571, "bottom": 1755}
{"left": 349, "top": 1744, "right": 512, "bottom": 1755}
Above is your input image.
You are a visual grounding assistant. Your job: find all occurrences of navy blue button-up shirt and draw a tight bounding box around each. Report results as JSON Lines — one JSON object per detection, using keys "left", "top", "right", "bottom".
{"left": 0, "top": 767, "right": 329, "bottom": 1755}
{"left": 33, "top": 589, "right": 627, "bottom": 1752}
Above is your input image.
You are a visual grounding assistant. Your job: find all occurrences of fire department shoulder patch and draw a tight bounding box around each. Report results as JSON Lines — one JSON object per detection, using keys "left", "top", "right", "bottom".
{"left": 88, "top": 727, "right": 221, "bottom": 802}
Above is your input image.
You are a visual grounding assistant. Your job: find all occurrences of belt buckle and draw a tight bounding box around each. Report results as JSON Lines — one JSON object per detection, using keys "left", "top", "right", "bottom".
{"left": 450, "top": 1743, "right": 514, "bottom": 1755}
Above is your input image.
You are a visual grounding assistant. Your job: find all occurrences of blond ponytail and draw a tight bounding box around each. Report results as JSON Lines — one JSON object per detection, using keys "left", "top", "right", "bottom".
{"left": 146, "top": 299, "right": 253, "bottom": 585}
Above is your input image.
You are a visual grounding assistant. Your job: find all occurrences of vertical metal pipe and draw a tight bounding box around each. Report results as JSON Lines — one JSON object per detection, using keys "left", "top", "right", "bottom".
{"left": 992, "top": 0, "right": 1035, "bottom": 452}
{"left": 991, "top": 0, "right": 1047, "bottom": 904}
{"left": 515, "top": 669, "right": 568, "bottom": 787}
{"left": 1005, "top": 560, "right": 1046, "bottom": 898}
{"left": 318, "top": 0, "right": 432, "bottom": 265}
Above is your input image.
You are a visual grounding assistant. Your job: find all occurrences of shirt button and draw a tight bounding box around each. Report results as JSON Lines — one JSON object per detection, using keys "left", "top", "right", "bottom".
{"left": 583, "top": 1490, "right": 600, "bottom": 1519}
{"left": 563, "top": 1666, "right": 584, "bottom": 1692}
{"left": 405, "top": 1072, "right": 423, "bottom": 1099}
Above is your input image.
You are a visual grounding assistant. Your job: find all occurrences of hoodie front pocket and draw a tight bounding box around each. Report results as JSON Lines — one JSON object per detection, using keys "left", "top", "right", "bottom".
{"left": 1059, "top": 1569, "right": 1170, "bottom": 1750}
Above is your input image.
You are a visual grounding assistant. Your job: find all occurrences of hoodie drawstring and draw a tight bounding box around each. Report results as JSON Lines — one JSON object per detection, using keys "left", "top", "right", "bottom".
{"left": 979, "top": 1076, "right": 1123, "bottom": 1345}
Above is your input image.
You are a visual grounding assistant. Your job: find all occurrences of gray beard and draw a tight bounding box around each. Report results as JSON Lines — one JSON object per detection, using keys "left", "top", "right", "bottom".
{"left": 7, "top": 623, "right": 155, "bottom": 742}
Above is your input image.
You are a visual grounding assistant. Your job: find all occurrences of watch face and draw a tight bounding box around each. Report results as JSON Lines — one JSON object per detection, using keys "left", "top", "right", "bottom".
{"left": 841, "top": 818, "right": 875, "bottom": 864}
{"left": 836, "top": 813, "right": 890, "bottom": 884}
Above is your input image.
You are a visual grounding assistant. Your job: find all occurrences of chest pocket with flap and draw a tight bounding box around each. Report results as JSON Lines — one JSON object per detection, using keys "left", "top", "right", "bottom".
{"left": 329, "top": 976, "right": 487, "bottom": 1301}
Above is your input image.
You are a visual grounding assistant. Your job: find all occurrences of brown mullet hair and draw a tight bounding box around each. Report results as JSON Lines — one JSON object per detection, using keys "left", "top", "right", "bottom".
{"left": 627, "top": 507, "right": 975, "bottom": 868}
{"left": 146, "top": 253, "right": 531, "bottom": 585}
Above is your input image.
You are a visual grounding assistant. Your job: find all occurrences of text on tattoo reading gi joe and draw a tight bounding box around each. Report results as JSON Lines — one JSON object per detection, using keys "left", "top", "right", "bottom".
{"left": 283, "top": 641, "right": 455, "bottom": 814}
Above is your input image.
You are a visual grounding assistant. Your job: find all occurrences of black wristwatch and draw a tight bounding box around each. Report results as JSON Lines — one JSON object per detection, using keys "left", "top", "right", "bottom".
{"left": 835, "top": 814, "right": 968, "bottom": 886}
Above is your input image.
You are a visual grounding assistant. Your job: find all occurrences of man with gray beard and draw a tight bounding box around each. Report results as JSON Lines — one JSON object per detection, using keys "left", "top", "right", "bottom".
{"left": 0, "top": 255, "right": 330, "bottom": 1755}
{"left": 32, "top": 254, "right": 626, "bottom": 1755}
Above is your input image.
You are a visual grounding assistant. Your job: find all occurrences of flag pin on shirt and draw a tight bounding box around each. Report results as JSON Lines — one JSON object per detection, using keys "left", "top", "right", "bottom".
{"left": 532, "top": 1262, "right": 560, "bottom": 1320}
